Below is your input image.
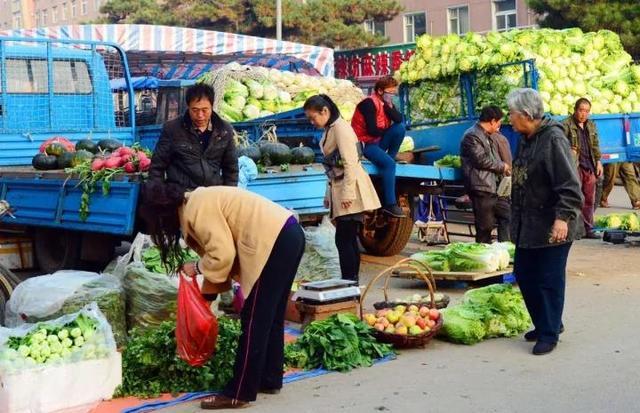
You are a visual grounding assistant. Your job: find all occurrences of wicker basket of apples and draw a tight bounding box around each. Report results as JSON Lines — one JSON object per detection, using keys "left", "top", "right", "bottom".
{"left": 361, "top": 258, "right": 443, "bottom": 348}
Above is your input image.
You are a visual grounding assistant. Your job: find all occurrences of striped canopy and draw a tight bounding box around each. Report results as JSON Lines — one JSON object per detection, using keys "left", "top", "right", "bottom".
{"left": 0, "top": 24, "right": 334, "bottom": 77}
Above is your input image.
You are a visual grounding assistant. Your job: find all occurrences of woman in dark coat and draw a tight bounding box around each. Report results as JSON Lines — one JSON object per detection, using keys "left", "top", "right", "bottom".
{"left": 507, "top": 88, "right": 583, "bottom": 355}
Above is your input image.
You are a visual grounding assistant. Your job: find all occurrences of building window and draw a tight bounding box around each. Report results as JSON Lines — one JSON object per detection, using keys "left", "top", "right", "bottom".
{"left": 95, "top": 0, "right": 102, "bottom": 11}
{"left": 71, "top": 0, "right": 77, "bottom": 18}
{"left": 403, "top": 12, "right": 426, "bottom": 43}
{"left": 494, "top": 0, "right": 517, "bottom": 31}
{"left": 12, "top": 11, "right": 21, "bottom": 29}
{"left": 363, "top": 19, "right": 386, "bottom": 37}
{"left": 62, "top": 3, "right": 67, "bottom": 20}
{"left": 448, "top": 6, "right": 469, "bottom": 35}
{"left": 42, "top": 9, "right": 48, "bottom": 25}
{"left": 52, "top": 6, "right": 58, "bottom": 23}
{"left": 35, "top": 11, "right": 41, "bottom": 26}
{"left": 81, "top": 0, "right": 87, "bottom": 15}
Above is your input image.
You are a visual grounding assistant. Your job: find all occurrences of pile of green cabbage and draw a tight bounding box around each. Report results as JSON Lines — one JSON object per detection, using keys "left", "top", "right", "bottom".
{"left": 200, "top": 65, "right": 364, "bottom": 123}
{"left": 595, "top": 212, "right": 640, "bottom": 231}
{"left": 410, "top": 242, "right": 514, "bottom": 273}
{"left": 439, "top": 283, "right": 531, "bottom": 345}
{"left": 398, "top": 28, "right": 640, "bottom": 115}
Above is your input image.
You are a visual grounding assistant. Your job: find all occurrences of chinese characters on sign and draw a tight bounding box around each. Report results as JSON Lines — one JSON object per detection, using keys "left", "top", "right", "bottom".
{"left": 334, "top": 48, "right": 415, "bottom": 80}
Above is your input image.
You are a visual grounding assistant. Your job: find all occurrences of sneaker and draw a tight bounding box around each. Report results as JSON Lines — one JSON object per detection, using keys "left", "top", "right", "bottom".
{"left": 382, "top": 205, "right": 405, "bottom": 218}
{"left": 532, "top": 341, "right": 557, "bottom": 355}
{"left": 524, "top": 326, "right": 564, "bottom": 342}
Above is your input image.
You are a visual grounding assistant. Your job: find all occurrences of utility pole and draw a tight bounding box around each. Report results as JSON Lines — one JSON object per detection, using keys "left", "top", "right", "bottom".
{"left": 276, "top": 0, "right": 282, "bottom": 41}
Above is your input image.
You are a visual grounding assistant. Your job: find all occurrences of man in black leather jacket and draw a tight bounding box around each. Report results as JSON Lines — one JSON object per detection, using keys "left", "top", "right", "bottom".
{"left": 150, "top": 84, "right": 238, "bottom": 190}
{"left": 460, "top": 105, "right": 512, "bottom": 243}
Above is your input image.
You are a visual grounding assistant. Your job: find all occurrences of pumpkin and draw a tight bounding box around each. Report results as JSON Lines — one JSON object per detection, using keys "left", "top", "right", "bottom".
{"left": 290, "top": 146, "right": 315, "bottom": 164}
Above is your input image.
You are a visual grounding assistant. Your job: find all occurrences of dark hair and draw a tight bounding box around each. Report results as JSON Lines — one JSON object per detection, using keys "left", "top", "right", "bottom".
{"left": 374, "top": 76, "right": 399, "bottom": 93}
{"left": 303, "top": 94, "right": 341, "bottom": 125}
{"left": 479, "top": 105, "right": 504, "bottom": 122}
{"left": 574, "top": 97, "right": 591, "bottom": 111}
{"left": 139, "top": 179, "right": 187, "bottom": 275}
{"left": 186, "top": 83, "right": 215, "bottom": 106}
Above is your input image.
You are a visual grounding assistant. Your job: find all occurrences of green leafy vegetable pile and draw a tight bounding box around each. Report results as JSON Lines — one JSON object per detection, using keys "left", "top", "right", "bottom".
{"left": 434, "top": 154, "right": 462, "bottom": 168}
{"left": 115, "top": 317, "right": 241, "bottom": 398}
{"left": 284, "top": 313, "right": 394, "bottom": 372}
{"left": 410, "top": 242, "right": 513, "bottom": 273}
{"left": 595, "top": 212, "right": 640, "bottom": 231}
{"left": 141, "top": 246, "right": 200, "bottom": 274}
{"left": 439, "top": 284, "right": 530, "bottom": 345}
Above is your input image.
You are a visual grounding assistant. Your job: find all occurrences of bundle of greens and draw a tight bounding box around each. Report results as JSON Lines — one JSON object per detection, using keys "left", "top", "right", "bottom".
{"left": 595, "top": 212, "right": 640, "bottom": 231}
{"left": 284, "top": 313, "right": 394, "bottom": 372}
{"left": 410, "top": 250, "right": 450, "bottom": 272}
{"left": 433, "top": 154, "right": 462, "bottom": 168}
{"left": 439, "top": 283, "right": 530, "bottom": 345}
{"left": 410, "top": 242, "right": 513, "bottom": 273}
{"left": 141, "top": 246, "right": 200, "bottom": 274}
{"left": 115, "top": 317, "right": 241, "bottom": 398}
{"left": 124, "top": 264, "right": 178, "bottom": 331}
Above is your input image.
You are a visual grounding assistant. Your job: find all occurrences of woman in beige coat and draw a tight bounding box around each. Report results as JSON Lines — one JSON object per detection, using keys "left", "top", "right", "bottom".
{"left": 304, "top": 95, "right": 381, "bottom": 282}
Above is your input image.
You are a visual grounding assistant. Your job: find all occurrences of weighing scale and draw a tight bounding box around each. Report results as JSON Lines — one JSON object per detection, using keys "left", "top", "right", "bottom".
{"left": 292, "top": 279, "right": 361, "bottom": 304}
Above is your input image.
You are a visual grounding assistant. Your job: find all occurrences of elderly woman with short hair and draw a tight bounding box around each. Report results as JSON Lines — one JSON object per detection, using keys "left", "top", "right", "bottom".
{"left": 507, "top": 88, "right": 583, "bottom": 355}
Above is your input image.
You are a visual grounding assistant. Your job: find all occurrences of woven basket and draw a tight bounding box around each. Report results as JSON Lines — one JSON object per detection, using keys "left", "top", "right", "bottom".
{"left": 360, "top": 258, "right": 444, "bottom": 349}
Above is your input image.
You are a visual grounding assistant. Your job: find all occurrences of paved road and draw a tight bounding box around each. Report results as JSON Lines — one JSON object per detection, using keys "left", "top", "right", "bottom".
{"left": 156, "top": 187, "right": 640, "bottom": 413}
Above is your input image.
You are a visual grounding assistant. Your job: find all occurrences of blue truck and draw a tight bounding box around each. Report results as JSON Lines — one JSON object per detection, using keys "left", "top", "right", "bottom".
{"left": 0, "top": 37, "right": 458, "bottom": 276}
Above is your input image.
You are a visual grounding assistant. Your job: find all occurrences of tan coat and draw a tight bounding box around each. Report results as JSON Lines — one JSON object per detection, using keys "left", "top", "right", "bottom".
{"left": 321, "top": 118, "right": 381, "bottom": 218}
{"left": 179, "top": 186, "right": 292, "bottom": 296}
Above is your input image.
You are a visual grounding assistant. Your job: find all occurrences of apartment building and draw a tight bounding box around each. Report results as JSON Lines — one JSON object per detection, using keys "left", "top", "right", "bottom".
{"left": 364, "top": 0, "right": 538, "bottom": 44}
{"left": 0, "top": 0, "right": 104, "bottom": 29}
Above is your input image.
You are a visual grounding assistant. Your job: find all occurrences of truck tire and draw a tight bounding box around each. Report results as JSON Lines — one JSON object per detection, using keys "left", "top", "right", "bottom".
{"left": 34, "top": 228, "right": 81, "bottom": 273}
{"left": 359, "top": 204, "right": 414, "bottom": 256}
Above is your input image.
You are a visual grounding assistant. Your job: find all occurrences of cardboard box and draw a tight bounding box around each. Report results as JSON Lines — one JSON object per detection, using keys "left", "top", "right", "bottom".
{"left": 0, "top": 237, "right": 34, "bottom": 270}
{"left": 0, "top": 352, "right": 122, "bottom": 413}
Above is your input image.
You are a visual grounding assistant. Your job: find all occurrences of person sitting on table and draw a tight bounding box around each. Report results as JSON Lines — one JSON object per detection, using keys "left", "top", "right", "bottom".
{"left": 351, "top": 75, "right": 406, "bottom": 218}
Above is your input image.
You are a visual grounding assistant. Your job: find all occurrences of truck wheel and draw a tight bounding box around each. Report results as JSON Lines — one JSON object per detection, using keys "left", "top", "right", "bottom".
{"left": 34, "top": 228, "right": 81, "bottom": 273}
{"left": 359, "top": 201, "right": 414, "bottom": 257}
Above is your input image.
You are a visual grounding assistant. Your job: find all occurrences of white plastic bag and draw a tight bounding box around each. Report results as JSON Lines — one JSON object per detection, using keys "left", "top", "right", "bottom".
{"left": 4, "top": 271, "right": 126, "bottom": 346}
{"left": 0, "top": 302, "right": 117, "bottom": 375}
{"left": 295, "top": 216, "right": 341, "bottom": 281}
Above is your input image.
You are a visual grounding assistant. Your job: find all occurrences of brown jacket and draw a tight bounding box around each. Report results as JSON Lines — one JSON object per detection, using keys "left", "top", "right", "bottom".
{"left": 321, "top": 117, "right": 381, "bottom": 218}
{"left": 179, "top": 186, "right": 292, "bottom": 296}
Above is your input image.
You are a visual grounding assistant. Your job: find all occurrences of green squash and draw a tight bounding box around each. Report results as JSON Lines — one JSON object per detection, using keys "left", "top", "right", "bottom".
{"left": 97, "top": 138, "right": 123, "bottom": 152}
{"left": 44, "top": 142, "right": 67, "bottom": 157}
{"left": 57, "top": 152, "right": 76, "bottom": 169}
{"left": 260, "top": 142, "right": 292, "bottom": 166}
{"left": 290, "top": 146, "right": 315, "bottom": 164}
{"left": 32, "top": 153, "right": 60, "bottom": 170}
{"left": 75, "top": 138, "right": 99, "bottom": 154}
{"left": 72, "top": 150, "right": 95, "bottom": 167}
{"left": 238, "top": 145, "right": 262, "bottom": 163}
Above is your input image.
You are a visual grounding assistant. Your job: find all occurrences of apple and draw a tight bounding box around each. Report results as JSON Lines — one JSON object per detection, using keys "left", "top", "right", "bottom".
{"left": 394, "top": 305, "right": 406, "bottom": 314}
{"left": 384, "top": 325, "right": 395, "bottom": 334}
{"left": 400, "top": 314, "right": 416, "bottom": 328}
{"left": 395, "top": 325, "right": 408, "bottom": 335}
{"left": 376, "top": 308, "right": 390, "bottom": 318}
{"left": 408, "top": 304, "right": 419, "bottom": 313}
{"left": 427, "top": 319, "right": 436, "bottom": 328}
{"left": 386, "top": 311, "right": 400, "bottom": 324}
{"left": 363, "top": 313, "right": 377, "bottom": 326}
{"left": 374, "top": 323, "right": 385, "bottom": 332}
{"left": 428, "top": 309, "right": 440, "bottom": 321}
{"left": 409, "top": 325, "right": 423, "bottom": 336}
{"left": 416, "top": 318, "right": 427, "bottom": 330}
{"left": 419, "top": 306, "right": 430, "bottom": 318}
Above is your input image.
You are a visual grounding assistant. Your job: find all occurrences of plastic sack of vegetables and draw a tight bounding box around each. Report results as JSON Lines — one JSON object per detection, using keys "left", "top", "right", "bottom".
{"left": 295, "top": 216, "right": 341, "bottom": 282}
{"left": 124, "top": 263, "right": 179, "bottom": 331}
{"left": 0, "top": 302, "right": 117, "bottom": 374}
{"left": 4, "top": 271, "right": 126, "bottom": 347}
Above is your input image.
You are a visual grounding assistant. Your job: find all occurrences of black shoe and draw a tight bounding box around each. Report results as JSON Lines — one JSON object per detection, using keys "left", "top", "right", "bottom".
{"left": 584, "top": 232, "right": 601, "bottom": 239}
{"left": 524, "top": 326, "right": 564, "bottom": 342}
{"left": 259, "top": 387, "right": 281, "bottom": 395}
{"left": 382, "top": 205, "right": 405, "bottom": 218}
{"left": 532, "top": 341, "right": 557, "bottom": 355}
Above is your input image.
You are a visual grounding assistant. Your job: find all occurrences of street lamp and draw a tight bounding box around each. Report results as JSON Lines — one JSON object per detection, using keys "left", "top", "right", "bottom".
{"left": 276, "top": 0, "right": 282, "bottom": 41}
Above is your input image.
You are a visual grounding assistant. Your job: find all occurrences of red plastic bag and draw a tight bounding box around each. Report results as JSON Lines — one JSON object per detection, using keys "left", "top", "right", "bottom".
{"left": 176, "top": 272, "right": 219, "bottom": 367}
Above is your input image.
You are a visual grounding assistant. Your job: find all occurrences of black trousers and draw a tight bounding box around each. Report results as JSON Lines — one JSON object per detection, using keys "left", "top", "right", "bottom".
{"left": 222, "top": 223, "right": 305, "bottom": 402}
{"left": 335, "top": 219, "right": 361, "bottom": 282}
{"left": 514, "top": 243, "right": 571, "bottom": 344}
{"left": 470, "top": 192, "right": 511, "bottom": 243}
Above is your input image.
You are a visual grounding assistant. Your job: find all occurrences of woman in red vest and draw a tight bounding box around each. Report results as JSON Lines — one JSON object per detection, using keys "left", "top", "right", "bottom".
{"left": 351, "top": 76, "right": 406, "bottom": 217}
